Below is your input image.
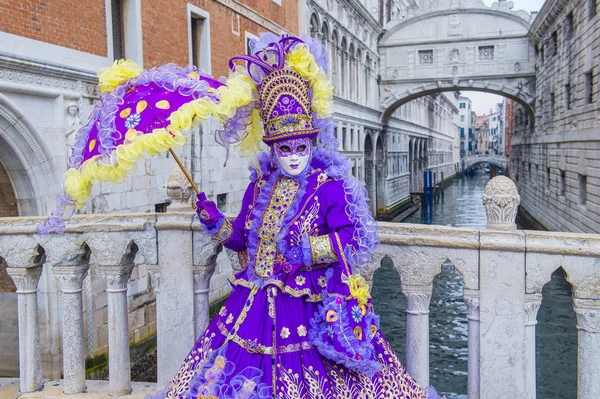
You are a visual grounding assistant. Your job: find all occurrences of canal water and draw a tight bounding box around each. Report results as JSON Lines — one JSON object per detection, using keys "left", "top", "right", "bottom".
{"left": 371, "top": 171, "right": 578, "bottom": 399}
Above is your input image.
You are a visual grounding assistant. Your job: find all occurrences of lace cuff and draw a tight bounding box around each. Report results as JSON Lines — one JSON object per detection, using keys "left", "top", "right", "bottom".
{"left": 308, "top": 235, "right": 338, "bottom": 265}
{"left": 205, "top": 217, "right": 233, "bottom": 244}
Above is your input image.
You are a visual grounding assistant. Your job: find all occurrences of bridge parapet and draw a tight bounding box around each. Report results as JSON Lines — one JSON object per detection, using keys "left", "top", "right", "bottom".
{"left": 0, "top": 177, "right": 599, "bottom": 398}
{"left": 463, "top": 154, "right": 508, "bottom": 170}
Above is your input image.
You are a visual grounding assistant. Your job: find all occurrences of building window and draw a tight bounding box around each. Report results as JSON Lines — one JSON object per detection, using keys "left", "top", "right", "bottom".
{"left": 546, "top": 167, "right": 551, "bottom": 189}
{"left": 245, "top": 31, "right": 258, "bottom": 55}
{"left": 231, "top": 12, "right": 240, "bottom": 36}
{"left": 579, "top": 174, "right": 587, "bottom": 205}
{"left": 109, "top": 0, "right": 143, "bottom": 65}
{"left": 460, "top": 102, "right": 466, "bottom": 109}
{"left": 217, "top": 193, "right": 227, "bottom": 212}
{"left": 560, "top": 170, "right": 566, "bottom": 196}
{"left": 478, "top": 45, "right": 495, "bottom": 61}
{"left": 589, "top": 0, "right": 597, "bottom": 19}
{"left": 585, "top": 71, "right": 594, "bottom": 104}
{"left": 566, "top": 11, "right": 574, "bottom": 39}
{"left": 565, "top": 84, "right": 571, "bottom": 110}
{"left": 418, "top": 50, "right": 434, "bottom": 66}
{"left": 155, "top": 202, "right": 169, "bottom": 213}
{"left": 342, "top": 127, "right": 347, "bottom": 150}
{"left": 550, "top": 31, "right": 558, "bottom": 57}
{"left": 110, "top": 0, "right": 124, "bottom": 60}
{"left": 191, "top": 16, "right": 204, "bottom": 65}
{"left": 188, "top": 5, "right": 211, "bottom": 72}
{"left": 550, "top": 92, "right": 556, "bottom": 116}
{"left": 460, "top": 115, "right": 465, "bottom": 122}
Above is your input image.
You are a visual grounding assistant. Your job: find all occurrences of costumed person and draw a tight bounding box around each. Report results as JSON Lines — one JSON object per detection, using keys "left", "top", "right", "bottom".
{"left": 150, "top": 33, "right": 442, "bottom": 399}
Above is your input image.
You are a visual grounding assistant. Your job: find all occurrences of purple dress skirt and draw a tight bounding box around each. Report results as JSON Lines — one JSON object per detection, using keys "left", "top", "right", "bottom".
{"left": 150, "top": 169, "right": 442, "bottom": 399}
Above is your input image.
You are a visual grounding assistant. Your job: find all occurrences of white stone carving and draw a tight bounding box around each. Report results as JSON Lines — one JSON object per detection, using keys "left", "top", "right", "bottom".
{"left": 99, "top": 263, "right": 135, "bottom": 396}
{"left": 403, "top": 285, "right": 433, "bottom": 387}
{"left": 193, "top": 264, "right": 217, "bottom": 338}
{"left": 6, "top": 265, "right": 44, "bottom": 393}
{"left": 483, "top": 176, "right": 520, "bottom": 230}
{"left": 53, "top": 265, "right": 90, "bottom": 394}
{"left": 448, "top": 15, "right": 463, "bottom": 35}
{"left": 65, "top": 102, "right": 83, "bottom": 149}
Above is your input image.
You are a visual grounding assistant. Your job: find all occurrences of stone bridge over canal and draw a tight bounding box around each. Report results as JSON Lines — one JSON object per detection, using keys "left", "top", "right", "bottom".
{"left": 378, "top": 0, "right": 537, "bottom": 125}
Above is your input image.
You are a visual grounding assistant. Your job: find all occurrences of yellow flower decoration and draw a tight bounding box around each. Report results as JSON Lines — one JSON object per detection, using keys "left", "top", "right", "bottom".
{"left": 97, "top": 59, "right": 143, "bottom": 93}
{"left": 343, "top": 274, "right": 371, "bottom": 307}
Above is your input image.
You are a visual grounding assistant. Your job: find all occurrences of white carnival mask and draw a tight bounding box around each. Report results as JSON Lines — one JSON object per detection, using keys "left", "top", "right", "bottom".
{"left": 273, "top": 138, "right": 312, "bottom": 177}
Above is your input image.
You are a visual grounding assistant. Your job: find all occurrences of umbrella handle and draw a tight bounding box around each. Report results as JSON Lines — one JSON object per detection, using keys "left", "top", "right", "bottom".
{"left": 169, "top": 148, "right": 200, "bottom": 195}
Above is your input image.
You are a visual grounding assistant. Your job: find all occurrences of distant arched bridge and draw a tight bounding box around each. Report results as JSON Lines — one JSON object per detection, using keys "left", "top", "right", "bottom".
{"left": 463, "top": 154, "right": 507, "bottom": 170}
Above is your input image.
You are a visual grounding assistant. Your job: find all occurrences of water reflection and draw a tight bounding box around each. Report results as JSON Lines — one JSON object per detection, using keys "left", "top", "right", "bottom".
{"left": 372, "top": 171, "right": 577, "bottom": 399}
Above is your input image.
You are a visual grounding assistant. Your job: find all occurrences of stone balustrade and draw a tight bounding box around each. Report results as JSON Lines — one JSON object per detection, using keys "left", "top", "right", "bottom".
{"left": 0, "top": 176, "right": 598, "bottom": 398}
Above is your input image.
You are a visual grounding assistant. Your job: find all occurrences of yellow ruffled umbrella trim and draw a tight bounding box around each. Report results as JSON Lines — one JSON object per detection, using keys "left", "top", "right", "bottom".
{"left": 65, "top": 43, "right": 332, "bottom": 209}
{"left": 64, "top": 72, "right": 256, "bottom": 209}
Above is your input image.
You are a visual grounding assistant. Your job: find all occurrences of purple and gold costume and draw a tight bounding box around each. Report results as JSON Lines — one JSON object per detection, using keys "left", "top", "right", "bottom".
{"left": 151, "top": 34, "right": 442, "bottom": 399}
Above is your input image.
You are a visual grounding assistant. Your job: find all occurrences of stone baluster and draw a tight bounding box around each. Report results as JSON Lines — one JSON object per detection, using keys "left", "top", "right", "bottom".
{"left": 480, "top": 176, "right": 526, "bottom": 397}
{"left": 6, "top": 264, "right": 44, "bottom": 393}
{"left": 464, "top": 291, "right": 481, "bottom": 399}
{"left": 524, "top": 294, "right": 542, "bottom": 399}
{"left": 44, "top": 238, "right": 92, "bottom": 395}
{"left": 192, "top": 223, "right": 220, "bottom": 340}
{"left": 573, "top": 298, "right": 600, "bottom": 398}
{"left": 53, "top": 265, "right": 90, "bottom": 394}
{"left": 156, "top": 214, "right": 195, "bottom": 388}
{"left": 193, "top": 264, "right": 216, "bottom": 339}
{"left": 402, "top": 284, "right": 432, "bottom": 387}
{"left": 98, "top": 241, "right": 138, "bottom": 396}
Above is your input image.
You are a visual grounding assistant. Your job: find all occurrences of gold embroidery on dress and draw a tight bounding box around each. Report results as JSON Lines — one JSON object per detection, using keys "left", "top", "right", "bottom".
{"left": 297, "top": 325, "right": 307, "bottom": 337}
{"left": 310, "top": 235, "right": 338, "bottom": 264}
{"left": 228, "top": 275, "right": 323, "bottom": 302}
{"left": 254, "top": 178, "right": 300, "bottom": 279}
{"left": 268, "top": 286, "right": 277, "bottom": 319}
{"left": 280, "top": 327, "right": 290, "bottom": 339}
{"left": 217, "top": 321, "right": 273, "bottom": 355}
{"left": 277, "top": 364, "right": 306, "bottom": 399}
{"left": 166, "top": 333, "right": 216, "bottom": 398}
{"left": 302, "top": 365, "right": 332, "bottom": 399}
{"left": 295, "top": 275, "right": 306, "bottom": 286}
{"left": 290, "top": 200, "right": 320, "bottom": 246}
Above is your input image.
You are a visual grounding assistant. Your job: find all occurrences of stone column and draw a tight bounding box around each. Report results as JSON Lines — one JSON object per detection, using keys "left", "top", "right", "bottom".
{"left": 156, "top": 214, "right": 195, "bottom": 388}
{"left": 100, "top": 263, "right": 135, "bottom": 396}
{"left": 402, "top": 284, "right": 432, "bottom": 387}
{"left": 524, "top": 294, "right": 542, "bottom": 399}
{"left": 464, "top": 291, "right": 480, "bottom": 399}
{"left": 480, "top": 176, "right": 526, "bottom": 397}
{"left": 7, "top": 265, "right": 44, "bottom": 393}
{"left": 193, "top": 264, "right": 216, "bottom": 339}
{"left": 53, "top": 265, "right": 90, "bottom": 394}
{"left": 573, "top": 298, "right": 600, "bottom": 398}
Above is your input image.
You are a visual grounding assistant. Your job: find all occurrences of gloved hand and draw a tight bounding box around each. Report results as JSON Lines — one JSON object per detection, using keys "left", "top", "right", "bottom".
{"left": 273, "top": 246, "right": 305, "bottom": 275}
{"left": 195, "top": 192, "right": 223, "bottom": 226}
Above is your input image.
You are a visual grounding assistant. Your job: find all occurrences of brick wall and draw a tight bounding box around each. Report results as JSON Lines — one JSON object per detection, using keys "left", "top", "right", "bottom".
{"left": 141, "top": 0, "right": 298, "bottom": 77}
{"left": 0, "top": 0, "right": 108, "bottom": 56}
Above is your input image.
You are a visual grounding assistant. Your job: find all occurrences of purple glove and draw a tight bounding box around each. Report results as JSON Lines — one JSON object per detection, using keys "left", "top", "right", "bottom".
{"left": 195, "top": 192, "right": 223, "bottom": 226}
{"left": 273, "top": 246, "right": 305, "bottom": 275}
